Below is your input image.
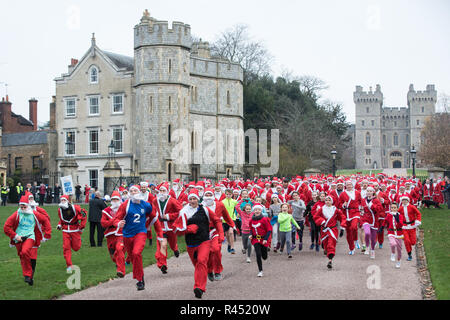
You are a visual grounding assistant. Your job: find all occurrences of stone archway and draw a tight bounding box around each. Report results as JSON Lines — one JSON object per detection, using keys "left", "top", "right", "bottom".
{"left": 393, "top": 160, "right": 402, "bottom": 168}
{"left": 390, "top": 151, "right": 403, "bottom": 168}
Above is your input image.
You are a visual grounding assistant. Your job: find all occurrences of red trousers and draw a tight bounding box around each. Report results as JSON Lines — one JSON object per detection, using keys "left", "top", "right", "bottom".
{"left": 155, "top": 231, "right": 178, "bottom": 269}
{"left": 123, "top": 232, "right": 147, "bottom": 281}
{"left": 15, "top": 239, "right": 35, "bottom": 277}
{"left": 322, "top": 234, "right": 337, "bottom": 259}
{"left": 346, "top": 219, "right": 359, "bottom": 251}
{"left": 207, "top": 236, "right": 223, "bottom": 274}
{"left": 106, "top": 235, "right": 126, "bottom": 274}
{"left": 187, "top": 240, "right": 211, "bottom": 292}
{"left": 403, "top": 228, "right": 417, "bottom": 254}
{"left": 63, "top": 231, "right": 82, "bottom": 267}
{"left": 377, "top": 221, "right": 385, "bottom": 245}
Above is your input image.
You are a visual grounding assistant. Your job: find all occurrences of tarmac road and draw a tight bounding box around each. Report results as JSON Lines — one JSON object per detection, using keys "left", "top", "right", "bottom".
{"left": 60, "top": 231, "right": 422, "bottom": 300}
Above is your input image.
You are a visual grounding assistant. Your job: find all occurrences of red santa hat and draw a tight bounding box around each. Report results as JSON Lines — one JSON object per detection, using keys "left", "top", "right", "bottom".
{"left": 60, "top": 195, "right": 70, "bottom": 202}
{"left": 129, "top": 185, "right": 140, "bottom": 193}
{"left": 336, "top": 179, "right": 344, "bottom": 185}
{"left": 196, "top": 181, "right": 205, "bottom": 189}
{"left": 252, "top": 203, "right": 264, "bottom": 212}
{"left": 173, "top": 178, "right": 180, "bottom": 184}
{"left": 158, "top": 183, "right": 170, "bottom": 192}
{"left": 324, "top": 195, "right": 334, "bottom": 204}
{"left": 187, "top": 189, "right": 200, "bottom": 200}
{"left": 19, "top": 195, "right": 29, "bottom": 206}
{"left": 111, "top": 191, "right": 121, "bottom": 200}
{"left": 204, "top": 188, "right": 214, "bottom": 196}
{"left": 399, "top": 195, "right": 410, "bottom": 202}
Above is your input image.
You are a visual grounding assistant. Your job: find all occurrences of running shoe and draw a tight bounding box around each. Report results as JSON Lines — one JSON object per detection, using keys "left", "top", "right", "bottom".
{"left": 257, "top": 271, "right": 264, "bottom": 277}
{"left": 355, "top": 241, "right": 360, "bottom": 249}
{"left": 391, "top": 253, "right": 396, "bottom": 262}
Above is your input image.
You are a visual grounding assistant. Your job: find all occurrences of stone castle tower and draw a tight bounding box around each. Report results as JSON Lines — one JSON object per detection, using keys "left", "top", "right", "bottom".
{"left": 133, "top": 10, "right": 244, "bottom": 182}
{"left": 354, "top": 84, "right": 436, "bottom": 169}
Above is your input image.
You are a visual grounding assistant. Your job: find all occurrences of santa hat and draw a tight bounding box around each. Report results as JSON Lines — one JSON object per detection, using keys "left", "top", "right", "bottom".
{"left": 158, "top": 183, "right": 170, "bottom": 192}
{"left": 173, "top": 178, "right": 180, "bottom": 184}
{"left": 111, "top": 191, "right": 121, "bottom": 200}
{"left": 19, "top": 195, "right": 29, "bottom": 206}
{"left": 129, "top": 185, "right": 140, "bottom": 193}
{"left": 187, "top": 189, "right": 200, "bottom": 200}
{"left": 252, "top": 204, "right": 264, "bottom": 212}
{"left": 204, "top": 188, "right": 214, "bottom": 196}
{"left": 399, "top": 195, "right": 410, "bottom": 202}
{"left": 60, "top": 195, "right": 70, "bottom": 202}
{"left": 336, "top": 179, "right": 344, "bottom": 185}
{"left": 324, "top": 195, "right": 334, "bottom": 204}
{"left": 140, "top": 181, "right": 149, "bottom": 187}
{"left": 196, "top": 181, "right": 205, "bottom": 189}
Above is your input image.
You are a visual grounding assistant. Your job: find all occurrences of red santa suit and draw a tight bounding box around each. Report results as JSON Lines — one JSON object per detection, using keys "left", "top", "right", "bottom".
{"left": 432, "top": 182, "right": 443, "bottom": 204}
{"left": 205, "top": 198, "right": 234, "bottom": 276}
{"left": 360, "top": 197, "right": 384, "bottom": 230}
{"left": 173, "top": 190, "right": 223, "bottom": 297}
{"left": 3, "top": 196, "right": 52, "bottom": 280}
{"left": 399, "top": 199, "right": 422, "bottom": 255}
{"left": 152, "top": 188, "right": 182, "bottom": 273}
{"left": 101, "top": 192, "right": 126, "bottom": 276}
{"left": 375, "top": 190, "right": 389, "bottom": 245}
{"left": 338, "top": 189, "right": 362, "bottom": 251}
{"left": 84, "top": 185, "right": 91, "bottom": 204}
{"left": 313, "top": 204, "right": 346, "bottom": 259}
{"left": 169, "top": 186, "right": 188, "bottom": 206}
{"left": 422, "top": 183, "right": 433, "bottom": 201}
{"left": 57, "top": 195, "right": 87, "bottom": 267}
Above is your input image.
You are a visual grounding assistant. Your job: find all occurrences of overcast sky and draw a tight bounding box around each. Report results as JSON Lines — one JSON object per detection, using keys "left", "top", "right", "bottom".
{"left": 0, "top": 0, "right": 449, "bottom": 125}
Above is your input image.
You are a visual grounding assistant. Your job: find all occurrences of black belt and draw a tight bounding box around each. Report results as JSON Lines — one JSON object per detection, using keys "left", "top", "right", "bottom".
{"left": 405, "top": 221, "right": 414, "bottom": 225}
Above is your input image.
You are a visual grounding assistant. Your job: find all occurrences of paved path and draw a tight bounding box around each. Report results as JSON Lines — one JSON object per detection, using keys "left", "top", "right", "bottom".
{"left": 382, "top": 168, "right": 408, "bottom": 177}
{"left": 60, "top": 231, "right": 422, "bottom": 300}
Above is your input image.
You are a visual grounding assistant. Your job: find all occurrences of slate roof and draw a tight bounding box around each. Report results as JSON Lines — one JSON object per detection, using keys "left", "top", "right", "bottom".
{"left": 103, "top": 51, "right": 134, "bottom": 71}
{"left": 2, "top": 131, "right": 47, "bottom": 147}
{"left": 11, "top": 112, "right": 34, "bottom": 126}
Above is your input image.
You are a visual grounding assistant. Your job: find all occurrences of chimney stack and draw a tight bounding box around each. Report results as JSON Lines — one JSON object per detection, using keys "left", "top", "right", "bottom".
{"left": 29, "top": 98, "right": 38, "bottom": 131}
{"left": 49, "top": 96, "right": 56, "bottom": 130}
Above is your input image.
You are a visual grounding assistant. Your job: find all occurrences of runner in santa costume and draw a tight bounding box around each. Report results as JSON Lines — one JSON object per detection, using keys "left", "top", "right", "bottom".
{"left": 152, "top": 182, "right": 182, "bottom": 274}
{"left": 360, "top": 187, "right": 384, "bottom": 259}
{"left": 101, "top": 191, "right": 126, "bottom": 278}
{"left": 213, "top": 184, "right": 226, "bottom": 202}
{"left": 399, "top": 196, "right": 422, "bottom": 261}
{"left": 249, "top": 204, "right": 272, "bottom": 277}
{"left": 375, "top": 184, "right": 389, "bottom": 248}
{"left": 169, "top": 179, "right": 188, "bottom": 207}
{"left": 84, "top": 185, "right": 91, "bottom": 204}
{"left": 313, "top": 195, "right": 346, "bottom": 269}
{"left": 26, "top": 192, "right": 51, "bottom": 277}
{"left": 384, "top": 202, "right": 404, "bottom": 268}
{"left": 422, "top": 179, "right": 433, "bottom": 208}
{"left": 56, "top": 195, "right": 87, "bottom": 271}
{"left": 202, "top": 188, "right": 234, "bottom": 281}
{"left": 432, "top": 180, "right": 443, "bottom": 205}
{"left": 338, "top": 180, "right": 362, "bottom": 255}
{"left": 173, "top": 189, "right": 223, "bottom": 299}
{"left": 3, "top": 195, "right": 52, "bottom": 285}
{"left": 113, "top": 185, "right": 164, "bottom": 290}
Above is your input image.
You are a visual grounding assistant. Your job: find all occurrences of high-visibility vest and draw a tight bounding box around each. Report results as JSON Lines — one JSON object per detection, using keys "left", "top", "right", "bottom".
{"left": 1, "top": 187, "right": 8, "bottom": 195}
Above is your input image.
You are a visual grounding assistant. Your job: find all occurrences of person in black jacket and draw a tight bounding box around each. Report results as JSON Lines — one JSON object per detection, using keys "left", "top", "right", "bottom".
{"left": 88, "top": 191, "right": 107, "bottom": 247}
{"left": 53, "top": 183, "right": 62, "bottom": 204}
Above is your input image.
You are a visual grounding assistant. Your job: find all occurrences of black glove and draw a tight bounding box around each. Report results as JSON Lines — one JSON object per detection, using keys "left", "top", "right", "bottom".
{"left": 339, "top": 229, "right": 344, "bottom": 238}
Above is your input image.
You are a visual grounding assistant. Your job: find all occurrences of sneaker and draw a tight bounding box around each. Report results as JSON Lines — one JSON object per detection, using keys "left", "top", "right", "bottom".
{"left": 194, "top": 288, "right": 203, "bottom": 299}
{"left": 315, "top": 244, "right": 320, "bottom": 252}
{"left": 136, "top": 280, "right": 145, "bottom": 291}
{"left": 242, "top": 249, "right": 246, "bottom": 254}
{"left": 355, "top": 241, "right": 360, "bottom": 249}
{"left": 361, "top": 245, "right": 366, "bottom": 253}
{"left": 364, "top": 249, "right": 370, "bottom": 255}
{"left": 370, "top": 250, "right": 375, "bottom": 259}
{"left": 298, "top": 243, "right": 303, "bottom": 251}
{"left": 407, "top": 255, "right": 412, "bottom": 261}
{"left": 230, "top": 249, "right": 236, "bottom": 254}
{"left": 276, "top": 243, "right": 281, "bottom": 250}
{"left": 291, "top": 244, "right": 296, "bottom": 251}
{"left": 161, "top": 265, "right": 168, "bottom": 274}
{"left": 117, "top": 271, "right": 124, "bottom": 278}
{"left": 174, "top": 250, "right": 180, "bottom": 258}
{"left": 288, "top": 255, "right": 292, "bottom": 259}
{"left": 310, "top": 244, "right": 314, "bottom": 250}
{"left": 273, "top": 248, "right": 278, "bottom": 253}
{"left": 327, "top": 261, "right": 332, "bottom": 269}
{"left": 227, "top": 245, "right": 231, "bottom": 252}
{"left": 214, "top": 273, "right": 223, "bottom": 281}
{"left": 349, "top": 250, "right": 355, "bottom": 255}
{"left": 66, "top": 266, "right": 73, "bottom": 272}
{"left": 279, "top": 249, "right": 283, "bottom": 254}
{"left": 208, "top": 273, "right": 215, "bottom": 282}
{"left": 246, "top": 257, "right": 251, "bottom": 263}
{"left": 395, "top": 261, "right": 401, "bottom": 269}
{"left": 390, "top": 253, "right": 396, "bottom": 262}
{"left": 257, "top": 271, "right": 264, "bottom": 277}
{"left": 379, "top": 244, "right": 383, "bottom": 249}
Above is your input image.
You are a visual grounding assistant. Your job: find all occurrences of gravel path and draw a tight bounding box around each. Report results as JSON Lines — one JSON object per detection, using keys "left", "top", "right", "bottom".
{"left": 60, "top": 232, "right": 422, "bottom": 300}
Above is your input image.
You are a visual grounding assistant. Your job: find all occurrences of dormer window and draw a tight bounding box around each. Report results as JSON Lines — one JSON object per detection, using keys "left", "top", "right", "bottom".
{"left": 89, "top": 66, "right": 98, "bottom": 84}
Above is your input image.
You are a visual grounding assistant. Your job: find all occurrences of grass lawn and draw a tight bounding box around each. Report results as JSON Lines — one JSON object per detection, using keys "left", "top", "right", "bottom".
{"left": 420, "top": 207, "right": 450, "bottom": 300}
{"left": 407, "top": 169, "right": 429, "bottom": 177}
{"left": 0, "top": 204, "right": 186, "bottom": 300}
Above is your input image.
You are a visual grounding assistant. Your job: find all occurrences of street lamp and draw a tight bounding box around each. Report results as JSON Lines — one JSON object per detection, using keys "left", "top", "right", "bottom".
{"left": 410, "top": 145, "right": 417, "bottom": 177}
{"left": 331, "top": 149, "right": 337, "bottom": 177}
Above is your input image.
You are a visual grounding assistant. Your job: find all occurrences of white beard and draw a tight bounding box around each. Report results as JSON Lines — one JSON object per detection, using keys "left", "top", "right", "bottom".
{"left": 59, "top": 202, "right": 69, "bottom": 209}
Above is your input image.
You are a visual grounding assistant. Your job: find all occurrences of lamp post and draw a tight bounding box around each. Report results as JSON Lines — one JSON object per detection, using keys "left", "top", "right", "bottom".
{"left": 410, "top": 145, "right": 416, "bottom": 177}
{"left": 331, "top": 149, "right": 337, "bottom": 177}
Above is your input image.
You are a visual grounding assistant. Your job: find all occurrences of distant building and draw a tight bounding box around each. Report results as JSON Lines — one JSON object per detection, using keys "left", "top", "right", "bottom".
{"left": 0, "top": 95, "right": 38, "bottom": 133}
{"left": 353, "top": 84, "right": 436, "bottom": 169}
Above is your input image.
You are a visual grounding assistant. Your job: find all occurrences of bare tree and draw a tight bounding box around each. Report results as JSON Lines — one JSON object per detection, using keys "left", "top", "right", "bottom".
{"left": 297, "top": 75, "right": 329, "bottom": 100}
{"left": 211, "top": 24, "right": 273, "bottom": 82}
{"left": 437, "top": 92, "right": 450, "bottom": 113}
{"left": 418, "top": 113, "right": 450, "bottom": 169}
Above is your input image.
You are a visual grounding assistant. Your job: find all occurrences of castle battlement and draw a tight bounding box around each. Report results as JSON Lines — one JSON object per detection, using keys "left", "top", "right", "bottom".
{"left": 354, "top": 84, "right": 383, "bottom": 103}
{"left": 134, "top": 10, "right": 192, "bottom": 49}
{"left": 407, "top": 84, "right": 437, "bottom": 103}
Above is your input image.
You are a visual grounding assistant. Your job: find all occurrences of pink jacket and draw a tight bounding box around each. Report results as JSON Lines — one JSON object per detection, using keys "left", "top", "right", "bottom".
{"left": 239, "top": 210, "right": 253, "bottom": 234}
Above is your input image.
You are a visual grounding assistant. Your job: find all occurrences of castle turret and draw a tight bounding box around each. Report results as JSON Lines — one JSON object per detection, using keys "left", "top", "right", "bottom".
{"left": 354, "top": 85, "right": 383, "bottom": 169}
{"left": 133, "top": 10, "right": 192, "bottom": 182}
{"left": 407, "top": 84, "right": 437, "bottom": 155}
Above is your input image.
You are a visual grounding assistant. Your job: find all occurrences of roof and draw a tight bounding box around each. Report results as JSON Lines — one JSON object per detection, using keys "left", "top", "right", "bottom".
{"left": 103, "top": 51, "right": 134, "bottom": 71}
{"left": 11, "top": 112, "right": 33, "bottom": 126}
{"left": 2, "top": 131, "right": 47, "bottom": 147}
